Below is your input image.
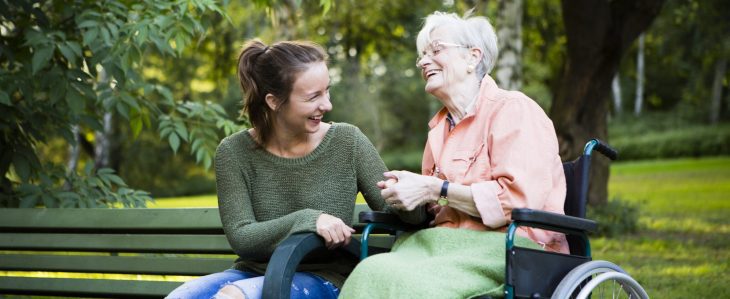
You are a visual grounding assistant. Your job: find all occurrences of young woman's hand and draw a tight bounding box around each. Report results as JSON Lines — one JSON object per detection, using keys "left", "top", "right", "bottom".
{"left": 316, "top": 213, "right": 356, "bottom": 249}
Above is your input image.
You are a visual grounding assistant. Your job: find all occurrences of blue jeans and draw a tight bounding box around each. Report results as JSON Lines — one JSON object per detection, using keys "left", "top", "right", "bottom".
{"left": 165, "top": 269, "right": 339, "bottom": 299}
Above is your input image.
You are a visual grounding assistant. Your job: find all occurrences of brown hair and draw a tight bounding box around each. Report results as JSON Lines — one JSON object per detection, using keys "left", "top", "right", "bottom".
{"left": 237, "top": 39, "right": 327, "bottom": 146}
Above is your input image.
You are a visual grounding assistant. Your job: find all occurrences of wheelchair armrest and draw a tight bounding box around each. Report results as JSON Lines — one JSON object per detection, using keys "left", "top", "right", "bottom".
{"left": 511, "top": 208, "right": 597, "bottom": 234}
{"left": 262, "top": 233, "right": 360, "bottom": 299}
{"left": 359, "top": 211, "right": 427, "bottom": 232}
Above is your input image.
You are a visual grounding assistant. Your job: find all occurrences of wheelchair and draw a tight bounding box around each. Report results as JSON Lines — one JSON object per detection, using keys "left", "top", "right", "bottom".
{"left": 260, "top": 139, "right": 649, "bottom": 299}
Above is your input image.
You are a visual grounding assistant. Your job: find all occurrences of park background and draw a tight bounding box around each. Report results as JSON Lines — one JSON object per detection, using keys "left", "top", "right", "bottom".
{"left": 1, "top": 0, "right": 728, "bottom": 297}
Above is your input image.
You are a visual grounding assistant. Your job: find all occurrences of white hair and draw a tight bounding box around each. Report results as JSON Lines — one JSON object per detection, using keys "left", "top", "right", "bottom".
{"left": 416, "top": 10, "right": 499, "bottom": 79}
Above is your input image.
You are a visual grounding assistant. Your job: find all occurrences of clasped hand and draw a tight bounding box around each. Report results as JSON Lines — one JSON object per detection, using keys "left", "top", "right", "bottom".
{"left": 316, "top": 213, "right": 355, "bottom": 250}
{"left": 377, "top": 170, "right": 441, "bottom": 211}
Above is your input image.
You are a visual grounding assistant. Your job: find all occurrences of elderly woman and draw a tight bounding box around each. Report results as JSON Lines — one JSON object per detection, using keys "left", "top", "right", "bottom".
{"left": 339, "top": 11, "right": 567, "bottom": 299}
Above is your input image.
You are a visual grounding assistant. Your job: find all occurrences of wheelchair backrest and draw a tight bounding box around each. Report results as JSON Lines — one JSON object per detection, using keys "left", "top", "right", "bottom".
{"left": 562, "top": 154, "right": 592, "bottom": 256}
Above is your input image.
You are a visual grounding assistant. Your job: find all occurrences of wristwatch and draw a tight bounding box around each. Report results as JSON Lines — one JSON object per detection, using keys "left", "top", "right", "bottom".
{"left": 437, "top": 180, "right": 449, "bottom": 206}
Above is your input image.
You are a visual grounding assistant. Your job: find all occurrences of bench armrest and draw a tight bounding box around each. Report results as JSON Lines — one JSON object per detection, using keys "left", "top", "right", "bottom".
{"left": 511, "top": 208, "right": 597, "bottom": 234}
{"left": 262, "top": 233, "right": 360, "bottom": 299}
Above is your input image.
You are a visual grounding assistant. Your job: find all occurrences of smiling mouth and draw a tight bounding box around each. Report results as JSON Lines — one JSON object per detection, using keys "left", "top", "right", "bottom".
{"left": 308, "top": 116, "right": 322, "bottom": 121}
{"left": 425, "top": 69, "right": 441, "bottom": 79}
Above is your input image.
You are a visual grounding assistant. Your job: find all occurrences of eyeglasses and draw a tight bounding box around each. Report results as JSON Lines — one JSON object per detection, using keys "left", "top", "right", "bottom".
{"left": 416, "top": 40, "right": 467, "bottom": 67}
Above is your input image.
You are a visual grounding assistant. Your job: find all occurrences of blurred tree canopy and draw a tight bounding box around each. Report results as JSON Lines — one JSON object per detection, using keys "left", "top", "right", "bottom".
{"left": 1, "top": 0, "right": 726, "bottom": 206}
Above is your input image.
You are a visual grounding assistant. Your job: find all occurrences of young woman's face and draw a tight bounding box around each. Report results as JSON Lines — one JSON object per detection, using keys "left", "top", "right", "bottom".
{"left": 275, "top": 61, "right": 332, "bottom": 135}
{"left": 417, "top": 26, "right": 471, "bottom": 97}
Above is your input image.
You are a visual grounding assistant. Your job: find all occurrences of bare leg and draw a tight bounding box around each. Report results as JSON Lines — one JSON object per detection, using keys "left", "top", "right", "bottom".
{"left": 213, "top": 284, "right": 247, "bottom": 299}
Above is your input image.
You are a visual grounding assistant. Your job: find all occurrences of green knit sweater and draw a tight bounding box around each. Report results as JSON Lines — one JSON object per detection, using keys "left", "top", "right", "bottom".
{"left": 215, "top": 122, "right": 423, "bottom": 287}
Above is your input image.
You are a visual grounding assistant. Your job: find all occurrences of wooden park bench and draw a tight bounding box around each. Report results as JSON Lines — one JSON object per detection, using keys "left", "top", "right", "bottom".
{"left": 0, "top": 204, "right": 387, "bottom": 298}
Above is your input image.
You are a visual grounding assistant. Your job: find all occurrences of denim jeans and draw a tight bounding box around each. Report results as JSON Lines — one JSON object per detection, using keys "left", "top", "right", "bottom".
{"left": 165, "top": 269, "right": 339, "bottom": 299}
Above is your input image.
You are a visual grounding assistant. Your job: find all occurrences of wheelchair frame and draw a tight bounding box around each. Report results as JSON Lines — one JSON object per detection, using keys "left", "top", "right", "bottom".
{"left": 261, "top": 139, "right": 648, "bottom": 299}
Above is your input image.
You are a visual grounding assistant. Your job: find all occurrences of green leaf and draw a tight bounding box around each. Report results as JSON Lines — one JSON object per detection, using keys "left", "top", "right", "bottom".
{"left": 67, "top": 41, "right": 83, "bottom": 57}
{"left": 100, "top": 27, "right": 111, "bottom": 46}
{"left": 12, "top": 154, "right": 31, "bottom": 182}
{"left": 23, "top": 30, "right": 47, "bottom": 47}
{"left": 19, "top": 195, "right": 40, "bottom": 208}
{"left": 0, "top": 91, "right": 10, "bottom": 106}
{"left": 97, "top": 168, "right": 114, "bottom": 175}
{"left": 191, "top": 138, "right": 204, "bottom": 152}
{"left": 107, "top": 174, "right": 126, "bottom": 186}
{"left": 65, "top": 86, "right": 86, "bottom": 115}
{"left": 121, "top": 92, "right": 141, "bottom": 110}
{"left": 84, "top": 162, "right": 93, "bottom": 176}
{"left": 82, "top": 27, "right": 99, "bottom": 45}
{"left": 32, "top": 46, "right": 54, "bottom": 75}
{"left": 130, "top": 115, "right": 143, "bottom": 139}
{"left": 169, "top": 133, "right": 180, "bottom": 153}
{"left": 203, "top": 154, "right": 212, "bottom": 170}
{"left": 77, "top": 19, "right": 99, "bottom": 28}
{"left": 160, "top": 126, "right": 173, "bottom": 138}
{"left": 58, "top": 42, "right": 77, "bottom": 65}
{"left": 174, "top": 121, "right": 189, "bottom": 142}
{"left": 42, "top": 194, "right": 58, "bottom": 208}
{"left": 116, "top": 101, "right": 130, "bottom": 119}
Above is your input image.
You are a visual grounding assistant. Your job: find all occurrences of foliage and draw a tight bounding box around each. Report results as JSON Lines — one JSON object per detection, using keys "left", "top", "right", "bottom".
{"left": 0, "top": 0, "right": 241, "bottom": 207}
{"left": 15, "top": 163, "right": 151, "bottom": 208}
{"left": 615, "top": 0, "right": 730, "bottom": 116}
{"left": 587, "top": 197, "right": 641, "bottom": 237}
{"left": 609, "top": 111, "right": 730, "bottom": 160}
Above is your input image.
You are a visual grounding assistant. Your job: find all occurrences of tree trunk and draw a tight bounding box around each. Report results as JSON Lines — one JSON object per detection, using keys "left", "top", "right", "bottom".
{"left": 64, "top": 125, "right": 81, "bottom": 190}
{"left": 551, "top": 0, "right": 664, "bottom": 206}
{"left": 710, "top": 58, "right": 727, "bottom": 124}
{"left": 94, "top": 112, "right": 112, "bottom": 169}
{"left": 495, "top": 0, "right": 523, "bottom": 91}
{"left": 612, "top": 73, "right": 622, "bottom": 115}
{"left": 634, "top": 34, "right": 645, "bottom": 116}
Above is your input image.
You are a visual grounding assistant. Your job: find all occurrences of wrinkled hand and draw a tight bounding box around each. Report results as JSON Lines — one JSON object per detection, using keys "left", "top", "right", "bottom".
{"left": 316, "top": 214, "right": 355, "bottom": 250}
{"left": 379, "top": 170, "right": 441, "bottom": 211}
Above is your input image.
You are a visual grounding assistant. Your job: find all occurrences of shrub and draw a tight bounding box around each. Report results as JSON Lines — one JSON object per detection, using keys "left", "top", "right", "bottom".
{"left": 381, "top": 149, "right": 423, "bottom": 172}
{"left": 610, "top": 124, "right": 730, "bottom": 160}
{"left": 587, "top": 197, "right": 641, "bottom": 237}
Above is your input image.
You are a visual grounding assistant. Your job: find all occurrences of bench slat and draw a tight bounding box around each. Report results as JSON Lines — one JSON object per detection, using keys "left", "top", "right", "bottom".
{"left": 0, "top": 254, "right": 235, "bottom": 276}
{"left": 0, "top": 208, "right": 223, "bottom": 233}
{"left": 0, "top": 276, "right": 179, "bottom": 298}
{"left": 0, "top": 233, "right": 233, "bottom": 253}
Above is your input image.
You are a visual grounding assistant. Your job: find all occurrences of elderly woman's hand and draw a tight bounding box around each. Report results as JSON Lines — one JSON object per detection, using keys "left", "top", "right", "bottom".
{"left": 379, "top": 170, "right": 442, "bottom": 211}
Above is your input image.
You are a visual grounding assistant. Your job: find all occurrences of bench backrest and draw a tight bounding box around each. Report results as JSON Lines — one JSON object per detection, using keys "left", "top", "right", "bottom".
{"left": 0, "top": 204, "right": 378, "bottom": 298}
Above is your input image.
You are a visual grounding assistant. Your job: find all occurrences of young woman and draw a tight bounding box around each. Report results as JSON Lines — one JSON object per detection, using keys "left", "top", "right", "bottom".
{"left": 166, "top": 40, "right": 423, "bottom": 299}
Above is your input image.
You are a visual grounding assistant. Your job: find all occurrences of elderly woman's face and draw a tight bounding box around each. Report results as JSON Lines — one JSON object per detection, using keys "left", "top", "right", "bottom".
{"left": 417, "top": 26, "right": 471, "bottom": 97}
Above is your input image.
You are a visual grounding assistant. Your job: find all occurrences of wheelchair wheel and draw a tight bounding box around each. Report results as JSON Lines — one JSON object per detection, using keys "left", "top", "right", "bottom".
{"left": 551, "top": 260, "right": 649, "bottom": 299}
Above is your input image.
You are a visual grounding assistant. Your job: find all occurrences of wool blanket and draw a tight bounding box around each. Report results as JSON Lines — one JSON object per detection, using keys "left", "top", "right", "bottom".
{"left": 339, "top": 227, "right": 541, "bottom": 299}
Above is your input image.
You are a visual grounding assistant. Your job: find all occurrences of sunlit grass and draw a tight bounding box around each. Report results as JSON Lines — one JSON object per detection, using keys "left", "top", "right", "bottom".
{"left": 0, "top": 271, "right": 195, "bottom": 282}
{"left": 152, "top": 192, "right": 367, "bottom": 207}
{"left": 594, "top": 156, "right": 730, "bottom": 298}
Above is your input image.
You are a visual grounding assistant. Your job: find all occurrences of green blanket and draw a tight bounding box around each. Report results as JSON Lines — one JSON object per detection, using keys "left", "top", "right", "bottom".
{"left": 339, "top": 227, "right": 541, "bottom": 299}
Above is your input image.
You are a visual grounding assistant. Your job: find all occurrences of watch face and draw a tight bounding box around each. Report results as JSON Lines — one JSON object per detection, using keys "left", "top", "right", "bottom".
{"left": 437, "top": 197, "right": 449, "bottom": 206}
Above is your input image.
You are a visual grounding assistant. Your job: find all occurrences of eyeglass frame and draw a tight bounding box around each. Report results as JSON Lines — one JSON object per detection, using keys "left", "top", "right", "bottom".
{"left": 416, "top": 40, "right": 468, "bottom": 67}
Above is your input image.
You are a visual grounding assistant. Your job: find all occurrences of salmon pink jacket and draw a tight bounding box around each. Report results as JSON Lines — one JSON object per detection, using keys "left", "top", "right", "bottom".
{"left": 422, "top": 76, "right": 569, "bottom": 253}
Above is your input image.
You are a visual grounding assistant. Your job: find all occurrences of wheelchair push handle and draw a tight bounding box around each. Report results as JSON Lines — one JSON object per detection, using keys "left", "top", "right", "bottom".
{"left": 585, "top": 139, "right": 618, "bottom": 160}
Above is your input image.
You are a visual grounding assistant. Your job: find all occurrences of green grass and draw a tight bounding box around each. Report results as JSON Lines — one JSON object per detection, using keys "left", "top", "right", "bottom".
{"left": 594, "top": 156, "right": 730, "bottom": 298}
{"left": 150, "top": 194, "right": 218, "bottom": 208}
{"left": 155, "top": 157, "right": 730, "bottom": 297}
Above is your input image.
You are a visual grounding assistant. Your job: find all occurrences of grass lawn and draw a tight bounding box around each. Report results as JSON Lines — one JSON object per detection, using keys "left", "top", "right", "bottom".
{"left": 153, "top": 156, "right": 730, "bottom": 297}
{"left": 594, "top": 156, "right": 730, "bottom": 298}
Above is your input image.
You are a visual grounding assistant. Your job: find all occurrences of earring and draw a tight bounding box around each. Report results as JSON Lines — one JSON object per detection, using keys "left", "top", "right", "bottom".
{"left": 467, "top": 65, "right": 475, "bottom": 74}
